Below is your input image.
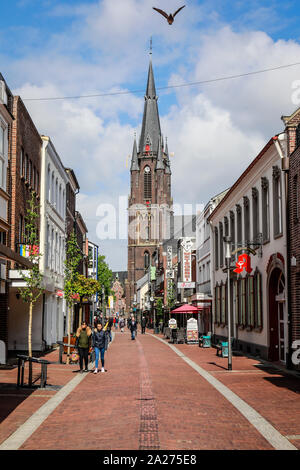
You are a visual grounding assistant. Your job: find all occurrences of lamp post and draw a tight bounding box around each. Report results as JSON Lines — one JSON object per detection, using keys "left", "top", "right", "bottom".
{"left": 224, "top": 236, "right": 232, "bottom": 371}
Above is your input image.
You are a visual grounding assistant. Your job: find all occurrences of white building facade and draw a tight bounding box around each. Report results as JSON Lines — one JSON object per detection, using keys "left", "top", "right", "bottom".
{"left": 195, "top": 189, "right": 228, "bottom": 334}
{"left": 209, "top": 135, "right": 288, "bottom": 363}
{"left": 40, "top": 136, "right": 67, "bottom": 347}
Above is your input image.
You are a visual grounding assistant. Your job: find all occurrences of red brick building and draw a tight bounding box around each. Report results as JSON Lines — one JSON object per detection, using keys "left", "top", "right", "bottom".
{"left": 127, "top": 58, "right": 172, "bottom": 309}
{"left": 282, "top": 108, "right": 300, "bottom": 369}
{"left": 7, "top": 96, "right": 42, "bottom": 352}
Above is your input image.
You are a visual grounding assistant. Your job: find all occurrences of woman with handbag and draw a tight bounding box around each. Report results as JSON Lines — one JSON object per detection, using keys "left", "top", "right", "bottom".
{"left": 92, "top": 322, "right": 106, "bottom": 373}
{"left": 75, "top": 321, "right": 92, "bottom": 373}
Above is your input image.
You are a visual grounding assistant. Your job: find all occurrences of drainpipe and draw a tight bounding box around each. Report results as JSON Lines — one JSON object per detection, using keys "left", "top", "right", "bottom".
{"left": 209, "top": 220, "right": 215, "bottom": 341}
{"left": 273, "top": 134, "right": 292, "bottom": 369}
{"left": 41, "top": 293, "right": 47, "bottom": 351}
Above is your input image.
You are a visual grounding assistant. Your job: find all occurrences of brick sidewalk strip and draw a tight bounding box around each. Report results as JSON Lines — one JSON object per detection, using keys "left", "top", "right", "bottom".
{"left": 149, "top": 334, "right": 298, "bottom": 451}
{"left": 136, "top": 338, "right": 160, "bottom": 450}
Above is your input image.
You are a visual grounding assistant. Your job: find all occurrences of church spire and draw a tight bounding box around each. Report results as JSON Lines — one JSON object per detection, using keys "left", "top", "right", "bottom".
{"left": 130, "top": 134, "right": 139, "bottom": 171}
{"left": 156, "top": 137, "right": 164, "bottom": 170}
{"left": 139, "top": 58, "right": 161, "bottom": 154}
{"left": 165, "top": 137, "right": 171, "bottom": 175}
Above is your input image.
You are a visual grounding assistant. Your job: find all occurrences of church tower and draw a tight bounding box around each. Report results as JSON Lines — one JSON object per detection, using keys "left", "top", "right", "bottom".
{"left": 126, "top": 57, "right": 172, "bottom": 309}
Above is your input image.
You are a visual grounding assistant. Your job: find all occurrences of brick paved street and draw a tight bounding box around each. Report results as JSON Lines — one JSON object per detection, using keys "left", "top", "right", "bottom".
{"left": 0, "top": 330, "right": 299, "bottom": 450}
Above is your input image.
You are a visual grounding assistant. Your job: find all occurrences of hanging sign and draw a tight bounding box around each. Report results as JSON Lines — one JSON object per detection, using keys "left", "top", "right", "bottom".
{"left": 234, "top": 254, "right": 253, "bottom": 274}
{"left": 168, "top": 318, "right": 177, "bottom": 329}
{"left": 182, "top": 238, "right": 193, "bottom": 283}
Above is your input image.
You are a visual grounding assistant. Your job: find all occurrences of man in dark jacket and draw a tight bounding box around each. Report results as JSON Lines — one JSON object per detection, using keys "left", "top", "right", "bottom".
{"left": 130, "top": 317, "right": 137, "bottom": 340}
{"left": 92, "top": 323, "right": 106, "bottom": 373}
{"left": 141, "top": 316, "right": 147, "bottom": 334}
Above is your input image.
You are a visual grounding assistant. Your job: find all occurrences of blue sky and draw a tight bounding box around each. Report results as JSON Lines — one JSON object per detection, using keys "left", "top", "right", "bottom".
{"left": 2, "top": 0, "right": 300, "bottom": 270}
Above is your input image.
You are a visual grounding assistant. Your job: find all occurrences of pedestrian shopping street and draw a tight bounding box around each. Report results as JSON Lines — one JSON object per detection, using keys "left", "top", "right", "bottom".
{"left": 0, "top": 328, "right": 299, "bottom": 451}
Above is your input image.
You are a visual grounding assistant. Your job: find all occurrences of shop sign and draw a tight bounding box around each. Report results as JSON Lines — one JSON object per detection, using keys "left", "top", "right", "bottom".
{"left": 178, "top": 282, "right": 195, "bottom": 289}
{"left": 234, "top": 254, "right": 253, "bottom": 274}
{"left": 181, "top": 238, "right": 193, "bottom": 282}
{"left": 167, "top": 246, "right": 173, "bottom": 270}
{"left": 169, "top": 318, "right": 177, "bottom": 329}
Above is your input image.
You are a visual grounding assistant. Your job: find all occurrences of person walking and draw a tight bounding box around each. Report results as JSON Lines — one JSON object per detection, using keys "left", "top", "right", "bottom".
{"left": 141, "top": 316, "right": 147, "bottom": 334}
{"left": 75, "top": 321, "right": 92, "bottom": 373}
{"left": 130, "top": 317, "right": 137, "bottom": 340}
{"left": 92, "top": 322, "right": 106, "bottom": 373}
{"left": 119, "top": 317, "right": 125, "bottom": 333}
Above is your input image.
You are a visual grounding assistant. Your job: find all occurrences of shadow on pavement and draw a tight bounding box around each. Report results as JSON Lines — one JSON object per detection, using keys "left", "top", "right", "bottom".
{"left": 0, "top": 387, "right": 35, "bottom": 424}
{"left": 262, "top": 375, "right": 300, "bottom": 394}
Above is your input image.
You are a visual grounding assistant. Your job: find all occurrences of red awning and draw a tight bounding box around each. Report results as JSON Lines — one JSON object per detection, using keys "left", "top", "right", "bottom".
{"left": 171, "top": 304, "right": 199, "bottom": 314}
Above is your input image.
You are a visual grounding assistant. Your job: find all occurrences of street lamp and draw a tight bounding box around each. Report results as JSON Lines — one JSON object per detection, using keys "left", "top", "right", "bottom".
{"left": 224, "top": 236, "right": 232, "bottom": 371}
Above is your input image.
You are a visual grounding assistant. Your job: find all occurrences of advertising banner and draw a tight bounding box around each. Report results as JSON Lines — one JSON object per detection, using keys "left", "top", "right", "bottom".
{"left": 181, "top": 238, "right": 193, "bottom": 283}
{"left": 186, "top": 318, "right": 198, "bottom": 344}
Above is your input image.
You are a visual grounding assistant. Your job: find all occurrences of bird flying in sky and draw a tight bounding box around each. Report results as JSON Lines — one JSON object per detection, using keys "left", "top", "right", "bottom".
{"left": 153, "top": 5, "right": 185, "bottom": 25}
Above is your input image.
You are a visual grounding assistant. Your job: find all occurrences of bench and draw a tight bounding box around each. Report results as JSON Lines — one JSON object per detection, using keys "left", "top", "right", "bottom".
{"left": 17, "top": 354, "right": 51, "bottom": 388}
{"left": 199, "top": 335, "right": 212, "bottom": 348}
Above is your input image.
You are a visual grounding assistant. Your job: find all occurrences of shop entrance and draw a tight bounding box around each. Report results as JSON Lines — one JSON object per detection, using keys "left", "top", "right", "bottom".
{"left": 268, "top": 268, "right": 286, "bottom": 362}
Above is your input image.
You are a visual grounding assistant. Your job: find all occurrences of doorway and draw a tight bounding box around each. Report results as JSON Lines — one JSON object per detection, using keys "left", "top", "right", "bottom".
{"left": 268, "top": 268, "right": 286, "bottom": 362}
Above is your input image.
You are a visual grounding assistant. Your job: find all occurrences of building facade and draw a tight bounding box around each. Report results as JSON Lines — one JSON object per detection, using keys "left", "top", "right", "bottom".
{"left": 127, "top": 58, "right": 172, "bottom": 310}
{"left": 209, "top": 136, "right": 288, "bottom": 362}
{"left": 8, "top": 96, "right": 43, "bottom": 351}
{"left": 195, "top": 190, "right": 228, "bottom": 334}
{"left": 40, "top": 135, "right": 67, "bottom": 347}
{"left": 0, "top": 75, "right": 13, "bottom": 360}
{"left": 282, "top": 107, "right": 300, "bottom": 369}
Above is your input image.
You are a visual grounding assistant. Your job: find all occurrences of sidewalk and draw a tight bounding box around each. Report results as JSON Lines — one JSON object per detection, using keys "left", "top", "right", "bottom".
{"left": 0, "top": 329, "right": 299, "bottom": 450}
{"left": 0, "top": 348, "right": 83, "bottom": 446}
{"left": 155, "top": 332, "right": 300, "bottom": 450}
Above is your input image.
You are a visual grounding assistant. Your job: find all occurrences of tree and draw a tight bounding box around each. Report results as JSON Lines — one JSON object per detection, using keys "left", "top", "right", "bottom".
{"left": 73, "top": 275, "right": 101, "bottom": 324}
{"left": 18, "top": 192, "right": 44, "bottom": 358}
{"left": 64, "top": 230, "right": 83, "bottom": 364}
{"left": 167, "top": 280, "right": 176, "bottom": 310}
{"left": 97, "top": 255, "right": 113, "bottom": 311}
{"left": 156, "top": 297, "right": 163, "bottom": 326}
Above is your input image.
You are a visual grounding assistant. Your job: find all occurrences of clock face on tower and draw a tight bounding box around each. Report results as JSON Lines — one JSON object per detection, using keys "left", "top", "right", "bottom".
{"left": 144, "top": 166, "right": 150, "bottom": 173}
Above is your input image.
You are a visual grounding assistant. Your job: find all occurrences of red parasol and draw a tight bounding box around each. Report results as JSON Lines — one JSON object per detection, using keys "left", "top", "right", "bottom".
{"left": 171, "top": 304, "right": 198, "bottom": 314}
